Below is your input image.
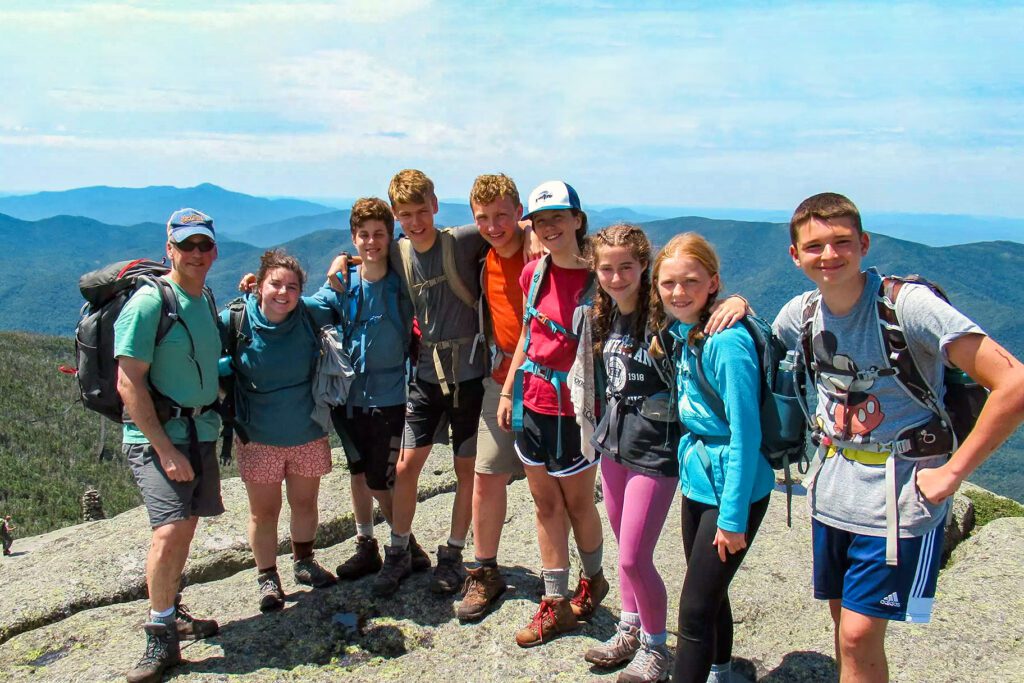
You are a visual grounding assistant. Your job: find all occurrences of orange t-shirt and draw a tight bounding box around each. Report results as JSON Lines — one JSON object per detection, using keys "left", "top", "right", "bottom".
{"left": 484, "top": 248, "right": 526, "bottom": 383}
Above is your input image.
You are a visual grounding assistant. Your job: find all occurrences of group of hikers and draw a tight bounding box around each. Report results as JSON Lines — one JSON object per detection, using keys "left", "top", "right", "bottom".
{"left": 109, "top": 169, "right": 1024, "bottom": 683}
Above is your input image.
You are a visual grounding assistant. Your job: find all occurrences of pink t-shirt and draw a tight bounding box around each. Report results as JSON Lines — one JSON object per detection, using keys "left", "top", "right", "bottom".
{"left": 518, "top": 258, "right": 590, "bottom": 415}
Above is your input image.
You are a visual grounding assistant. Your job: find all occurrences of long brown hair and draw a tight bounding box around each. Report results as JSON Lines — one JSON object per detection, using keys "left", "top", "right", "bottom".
{"left": 648, "top": 232, "right": 721, "bottom": 351}
{"left": 587, "top": 223, "right": 652, "bottom": 356}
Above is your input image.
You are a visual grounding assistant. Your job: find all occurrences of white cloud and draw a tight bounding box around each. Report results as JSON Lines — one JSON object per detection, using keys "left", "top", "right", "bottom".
{"left": 0, "top": 1, "right": 432, "bottom": 30}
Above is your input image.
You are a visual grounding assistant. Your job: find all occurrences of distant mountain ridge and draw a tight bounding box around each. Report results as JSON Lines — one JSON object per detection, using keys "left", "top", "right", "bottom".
{"left": 0, "top": 210, "right": 1021, "bottom": 501}
{"left": 0, "top": 183, "right": 332, "bottom": 235}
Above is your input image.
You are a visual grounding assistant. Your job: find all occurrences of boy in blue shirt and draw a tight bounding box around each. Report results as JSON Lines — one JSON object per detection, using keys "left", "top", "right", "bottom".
{"left": 327, "top": 198, "right": 414, "bottom": 583}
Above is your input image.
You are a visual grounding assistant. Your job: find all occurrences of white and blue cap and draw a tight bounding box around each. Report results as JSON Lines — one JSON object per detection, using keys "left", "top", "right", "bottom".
{"left": 523, "top": 180, "right": 582, "bottom": 220}
{"left": 167, "top": 208, "right": 216, "bottom": 243}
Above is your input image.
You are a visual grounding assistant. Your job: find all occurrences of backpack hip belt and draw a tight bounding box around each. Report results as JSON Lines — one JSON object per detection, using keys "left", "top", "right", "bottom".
{"left": 422, "top": 334, "right": 486, "bottom": 407}
{"left": 511, "top": 359, "right": 572, "bottom": 459}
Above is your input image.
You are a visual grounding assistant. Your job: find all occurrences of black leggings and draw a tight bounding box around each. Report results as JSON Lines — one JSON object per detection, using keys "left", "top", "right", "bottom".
{"left": 673, "top": 495, "right": 770, "bottom": 683}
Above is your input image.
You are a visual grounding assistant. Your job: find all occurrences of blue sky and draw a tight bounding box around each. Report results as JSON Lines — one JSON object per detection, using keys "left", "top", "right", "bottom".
{"left": 1, "top": 1, "right": 1022, "bottom": 216}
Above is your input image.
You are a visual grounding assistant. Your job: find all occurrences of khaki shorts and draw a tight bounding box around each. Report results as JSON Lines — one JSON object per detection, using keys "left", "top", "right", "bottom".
{"left": 476, "top": 377, "right": 525, "bottom": 478}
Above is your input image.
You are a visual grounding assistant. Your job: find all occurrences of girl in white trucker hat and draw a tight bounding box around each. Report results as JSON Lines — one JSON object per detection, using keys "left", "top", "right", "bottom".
{"left": 497, "top": 180, "right": 608, "bottom": 647}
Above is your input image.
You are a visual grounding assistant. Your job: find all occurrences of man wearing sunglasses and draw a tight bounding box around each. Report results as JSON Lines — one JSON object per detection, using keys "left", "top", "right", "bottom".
{"left": 115, "top": 208, "right": 224, "bottom": 683}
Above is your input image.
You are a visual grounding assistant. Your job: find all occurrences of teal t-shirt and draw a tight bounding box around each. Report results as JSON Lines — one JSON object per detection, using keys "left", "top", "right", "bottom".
{"left": 114, "top": 279, "right": 222, "bottom": 444}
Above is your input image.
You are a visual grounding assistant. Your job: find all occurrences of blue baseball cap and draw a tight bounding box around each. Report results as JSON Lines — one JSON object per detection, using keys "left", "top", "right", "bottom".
{"left": 167, "top": 208, "right": 216, "bottom": 243}
{"left": 522, "top": 180, "right": 582, "bottom": 220}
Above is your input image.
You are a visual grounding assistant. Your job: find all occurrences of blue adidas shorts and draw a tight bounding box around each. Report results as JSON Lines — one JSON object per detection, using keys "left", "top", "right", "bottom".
{"left": 812, "top": 518, "right": 943, "bottom": 623}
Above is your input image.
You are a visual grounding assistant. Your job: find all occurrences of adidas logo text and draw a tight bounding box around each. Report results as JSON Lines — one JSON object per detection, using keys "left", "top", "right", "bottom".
{"left": 880, "top": 592, "right": 901, "bottom": 608}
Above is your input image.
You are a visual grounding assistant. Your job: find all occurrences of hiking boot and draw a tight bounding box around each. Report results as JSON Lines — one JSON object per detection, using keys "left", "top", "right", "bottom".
{"left": 515, "top": 595, "right": 579, "bottom": 648}
{"left": 257, "top": 570, "right": 285, "bottom": 613}
{"left": 584, "top": 621, "right": 641, "bottom": 667}
{"left": 372, "top": 544, "right": 412, "bottom": 597}
{"left": 456, "top": 565, "right": 507, "bottom": 622}
{"left": 293, "top": 554, "right": 338, "bottom": 588}
{"left": 430, "top": 545, "right": 464, "bottom": 594}
{"left": 174, "top": 597, "right": 219, "bottom": 640}
{"left": 336, "top": 535, "right": 383, "bottom": 580}
{"left": 616, "top": 640, "right": 671, "bottom": 682}
{"left": 570, "top": 568, "right": 610, "bottom": 620}
{"left": 126, "top": 621, "right": 181, "bottom": 683}
{"left": 409, "top": 533, "right": 431, "bottom": 572}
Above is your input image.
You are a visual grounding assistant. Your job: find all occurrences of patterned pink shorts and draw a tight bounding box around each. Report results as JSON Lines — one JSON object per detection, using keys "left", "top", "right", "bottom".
{"left": 236, "top": 436, "right": 332, "bottom": 485}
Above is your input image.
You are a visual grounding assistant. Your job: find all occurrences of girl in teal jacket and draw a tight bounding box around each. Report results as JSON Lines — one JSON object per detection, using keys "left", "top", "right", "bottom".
{"left": 224, "top": 249, "right": 344, "bottom": 612}
{"left": 650, "top": 232, "right": 773, "bottom": 683}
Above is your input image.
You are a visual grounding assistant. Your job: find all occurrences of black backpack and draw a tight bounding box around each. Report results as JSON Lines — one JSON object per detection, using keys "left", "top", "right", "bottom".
{"left": 74, "top": 258, "right": 216, "bottom": 424}
{"left": 800, "top": 273, "right": 988, "bottom": 458}
{"left": 690, "top": 315, "right": 810, "bottom": 525}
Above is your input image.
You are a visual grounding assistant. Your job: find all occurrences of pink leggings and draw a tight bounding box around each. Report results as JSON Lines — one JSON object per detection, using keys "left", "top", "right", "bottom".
{"left": 601, "top": 456, "right": 678, "bottom": 634}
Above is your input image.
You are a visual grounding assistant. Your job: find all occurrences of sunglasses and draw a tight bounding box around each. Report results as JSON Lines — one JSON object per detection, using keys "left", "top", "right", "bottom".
{"left": 172, "top": 239, "right": 216, "bottom": 253}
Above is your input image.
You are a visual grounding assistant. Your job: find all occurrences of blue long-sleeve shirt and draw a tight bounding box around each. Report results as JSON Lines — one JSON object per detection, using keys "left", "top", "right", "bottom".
{"left": 670, "top": 321, "right": 775, "bottom": 532}
{"left": 221, "top": 288, "right": 343, "bottom": 447}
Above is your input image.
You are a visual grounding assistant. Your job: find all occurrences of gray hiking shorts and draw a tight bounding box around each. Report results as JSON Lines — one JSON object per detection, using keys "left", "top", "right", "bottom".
{"left": 124, "top": 442, "right": 225, "bottom": 528}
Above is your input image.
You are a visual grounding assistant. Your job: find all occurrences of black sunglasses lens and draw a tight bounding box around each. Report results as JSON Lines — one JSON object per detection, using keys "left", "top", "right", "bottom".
{"left": 175, "top": 240, "right": 215, "bottom": 252}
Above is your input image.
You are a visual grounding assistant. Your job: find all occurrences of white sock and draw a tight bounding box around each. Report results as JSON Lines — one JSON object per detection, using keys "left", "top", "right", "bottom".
{"left": 150, "top": 605, "right": 175, "bottom": 623}
{"left": 708, "top": 661, "right": 732, "bottom": 683}
{"left": 446, "top": 536, "right": 466, "bottom": 549}
{"left": 356, "top": 523, "right": 374, "bottom": 538}
{"left": 620, "top": 611, "right": 641, "bottom": 628}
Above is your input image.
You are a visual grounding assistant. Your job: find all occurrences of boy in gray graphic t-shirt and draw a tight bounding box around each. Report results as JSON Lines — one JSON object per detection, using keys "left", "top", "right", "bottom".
{"left": 773, "top": 192, "right": 1024, "bottom": 682}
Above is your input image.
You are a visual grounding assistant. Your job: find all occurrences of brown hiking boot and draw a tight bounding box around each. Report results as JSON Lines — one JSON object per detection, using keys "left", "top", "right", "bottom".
{"left": 570, "top": 568, "right": 609, "bottom": 620}
{"left": 372, "top": 544, "right": 412, "bottom": 597}
{"left": 293, "top": 554, "right": 337, "bottom": 588}
{"left": 584, "top": 621, "right": 641, "bottom": 667}
{"left": 456, "top": 565, "right": 507, "bottom": 622}
{"left": 126, "top": 621, "right": 181, "bottom": 683}
{"left": 336, "top": 535, "right": 383, "bottom": 580}
{"left": 430, "top": 545, "right": 464, "bottom": 594}
{"left": 174, "top": 597, "right": 219, "bottom": 640}
{"left": 409, "top": 533, "right": 431, "bottom": 572}
{"left": 257, "top": 570, "right": 285, "bottom": 613}
{"left": 515, "top": 595, "right": 578, "bottom": 648}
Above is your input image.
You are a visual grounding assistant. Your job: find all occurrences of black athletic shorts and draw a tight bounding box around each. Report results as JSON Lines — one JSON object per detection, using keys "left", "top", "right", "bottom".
{"left": 402, "top": 377, "right": 484, "bottom": 457}
{"left": 332, "top": 404, "right": 405, "bottom": 491}
{"left": 515, "top": 407, "right": 595, "bottom": 477}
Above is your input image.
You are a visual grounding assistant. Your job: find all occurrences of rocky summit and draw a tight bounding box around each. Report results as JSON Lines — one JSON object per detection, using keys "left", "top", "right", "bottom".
{"left": 0, "top": 447, "right": 1021, "bottom": 682}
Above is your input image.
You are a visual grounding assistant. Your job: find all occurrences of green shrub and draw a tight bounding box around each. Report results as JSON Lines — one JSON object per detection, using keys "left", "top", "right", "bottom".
{"left": 963, "top": 488, "right": 1024, "bottom": 528}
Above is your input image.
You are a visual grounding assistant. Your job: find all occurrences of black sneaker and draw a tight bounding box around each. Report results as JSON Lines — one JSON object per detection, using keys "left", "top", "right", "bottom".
{"left": 126, "top": 621, "right": 181, "bottom": 683}
{"left": 372, "top": 544, "right": 412, "bottom": 597}
{"left": 293, "top": 554, "right": 338, "bottom": 588}
{"left": 409, "top": 533, "right": 431, "bottom": 573}
{"left": 429, "top": 544, "right": 464, "bottom": 594}
{"left": 336, "top": 535, "right": 383, "bottom": 580}
{"left": 257, "top": 570, "right": 285, "bottom": 613}
{"left": 174, "top": 597, "right": 219, "bottom": 640}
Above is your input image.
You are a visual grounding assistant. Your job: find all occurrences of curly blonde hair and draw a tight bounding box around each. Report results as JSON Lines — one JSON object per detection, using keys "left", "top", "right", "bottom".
{"left": 469, "top": 174, "right": 521, "bottom": 210}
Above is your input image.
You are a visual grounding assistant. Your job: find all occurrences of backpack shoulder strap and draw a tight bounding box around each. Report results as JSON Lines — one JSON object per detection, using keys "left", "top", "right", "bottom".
{"left": 143, "top": 276, "right": 180, "bottom": 346}
{"left": 798, "top": 289, "right": 821, "bottom": 379}
{"left": 693, "top": 335, "right": 729, "bottom": 424}
{"left": 347, "top": 267, "right": 364, "bottom": 328}
{"left": 439, "top": 228, "right": 477, "bottom": 311}
{"left": 225, "top": 297, "right": 249, "bottom": 363}
{"left": 382, "top": 269, "right": 408, "bottom": 340}
{"left": 876, "top": 275, "right": 942, "bottom": 412}
{"left": 397, "top": 237, "right": 419, "bottom": 308}
{"left": 524, "top": 254, "right": 550, "bottom": 318}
